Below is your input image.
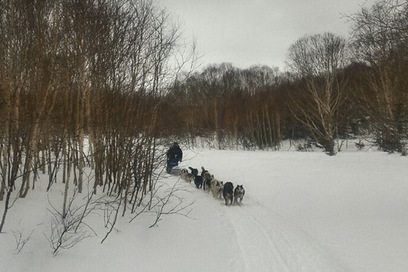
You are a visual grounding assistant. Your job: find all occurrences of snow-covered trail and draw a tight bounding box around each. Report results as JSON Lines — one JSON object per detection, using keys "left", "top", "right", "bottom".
{"left": 179, "top": 150, "right": 346, "bottom": 272}
{"left": 225, "top": 201, "right": 291, "bottom": 272}
{"left": 172, "top": 169, "right": 348, "bottom": 272}
{"left": 179, "top": 148, "right": 408, "bottom": 272}
{"left": 223, "top": 197, "right": 349, "bottom": 272}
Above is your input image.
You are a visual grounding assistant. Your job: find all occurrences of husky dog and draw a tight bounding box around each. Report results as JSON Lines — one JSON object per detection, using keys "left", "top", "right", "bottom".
{"left": 203, "top": 176, "right": 213, "bottom": 192}
{"left": 188, "top": 167, "right": 199, "bottom": 177}
{"left": 234, "top": 185, "right": 245, "bottom": 205}
{"left": 210, "top": 179, "right": 223, "bottom": 199}
{"left": 217, "top": 181, "right": 224, "bottom": 199}
{"left": 223, "top": 182, "right": 234, "bottom": 206}
{"left": 194, "top": 175, "right": 203, "bottom": 189}
{"left": 179, "top": 169, "right": 193, "bottom": 183}
{"left": 189, "top": 167, "right": 202, "bottom": 189}
{"left": 201, "top": 167, "right": 213, "bottom": 192}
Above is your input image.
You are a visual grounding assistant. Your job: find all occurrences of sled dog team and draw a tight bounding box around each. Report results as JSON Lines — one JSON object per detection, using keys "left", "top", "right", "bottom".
{"left": 179, "top": 167, "right": 245, "bottom": 206}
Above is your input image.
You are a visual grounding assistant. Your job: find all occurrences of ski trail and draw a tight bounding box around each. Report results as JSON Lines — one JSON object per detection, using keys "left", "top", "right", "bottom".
{"left": 224, "top": 197, "right": 350, "bottom": 272}
{"left": 226, "top": 205, "right": 292, "bottom": 272}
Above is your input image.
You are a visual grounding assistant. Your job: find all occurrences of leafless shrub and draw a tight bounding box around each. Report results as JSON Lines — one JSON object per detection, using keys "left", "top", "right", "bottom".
{"left": 147, "top": 181, "right": 195, "bottom": 228}
{"left": 11, "top": 229, "right": 34, "bottom": 254}
{"left": 45, "top": 189, "right": 97, "bottom": 256}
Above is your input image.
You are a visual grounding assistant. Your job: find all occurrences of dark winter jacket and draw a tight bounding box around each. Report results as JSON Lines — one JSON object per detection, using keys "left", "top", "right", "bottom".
{"left": 166, "top": 144, "right": 183, "bottom": 162}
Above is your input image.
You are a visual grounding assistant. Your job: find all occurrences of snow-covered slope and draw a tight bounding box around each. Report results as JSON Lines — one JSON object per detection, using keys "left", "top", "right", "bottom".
{"left": 1, "top": 148, "right": 408, "bottom": 272}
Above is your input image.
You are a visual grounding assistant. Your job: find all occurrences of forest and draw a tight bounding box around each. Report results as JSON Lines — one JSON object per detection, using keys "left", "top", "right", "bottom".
{"left": 0, "top": 0, "right": 407, "bottom": 236}
{"left": 162, "top": 2, "right": 408, "bottom": 155}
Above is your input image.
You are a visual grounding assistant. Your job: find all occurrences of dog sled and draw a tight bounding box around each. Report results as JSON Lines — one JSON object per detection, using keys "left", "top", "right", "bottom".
{"left": 166, "top": 160, "right": 181, "bottom": 175}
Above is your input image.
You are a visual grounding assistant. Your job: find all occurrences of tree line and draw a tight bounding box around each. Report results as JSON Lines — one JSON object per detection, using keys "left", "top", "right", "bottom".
{"left": 161, "top": 0, "right": 408, "bottom": 155}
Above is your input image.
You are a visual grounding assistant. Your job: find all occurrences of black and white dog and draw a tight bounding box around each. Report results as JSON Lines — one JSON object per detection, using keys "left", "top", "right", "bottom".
{"left": 189, "top": 167, "right": 202, "bottom": 189}
{"left": 223, "top": 182, "right": 234, "bottom": 206}
{"left": 234, "top": 185, "right": 245, "bottom": 205}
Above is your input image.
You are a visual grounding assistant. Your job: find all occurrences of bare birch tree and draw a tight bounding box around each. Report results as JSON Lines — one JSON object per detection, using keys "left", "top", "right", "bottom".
{"left": 286, "top": 32, "right": 349, "bottom": 155}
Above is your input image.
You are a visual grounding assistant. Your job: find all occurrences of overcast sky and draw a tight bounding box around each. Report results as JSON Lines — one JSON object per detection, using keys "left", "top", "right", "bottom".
{"left": 158, "top": 0, "right": 377, "bottom": 70}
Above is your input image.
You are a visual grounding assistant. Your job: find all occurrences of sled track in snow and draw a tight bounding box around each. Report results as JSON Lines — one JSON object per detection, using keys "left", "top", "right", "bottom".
{"left": 226, "top": 204, "right": 292, "bottom": 272}
{"left": 223, "top": 198, "right": 349, "bottom": 272}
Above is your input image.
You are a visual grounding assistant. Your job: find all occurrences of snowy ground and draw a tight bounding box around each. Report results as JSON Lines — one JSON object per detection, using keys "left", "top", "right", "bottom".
{"left": 1, "top": 147, "right": 408, "bottom": 272}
